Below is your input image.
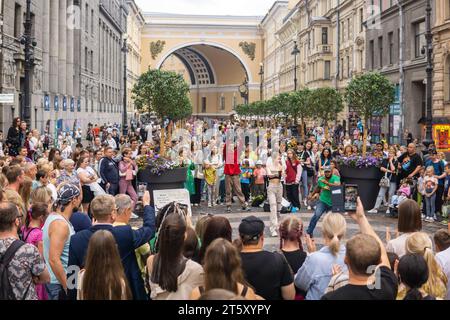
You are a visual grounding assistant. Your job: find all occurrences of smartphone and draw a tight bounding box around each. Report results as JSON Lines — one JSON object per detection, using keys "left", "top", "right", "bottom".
{"left": 138, "top": 183, "right": 147, "bottom": 198}
{"left": 344, "top": 185, "right": 359, "bottom": 212}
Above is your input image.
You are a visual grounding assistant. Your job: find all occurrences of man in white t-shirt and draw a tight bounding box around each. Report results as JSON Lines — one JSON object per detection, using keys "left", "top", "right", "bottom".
{"left": 435, "top": 229, "right": 450, "bottom": 300}
{"left": 145, "top": 123, "right": 153, "bottom": 143}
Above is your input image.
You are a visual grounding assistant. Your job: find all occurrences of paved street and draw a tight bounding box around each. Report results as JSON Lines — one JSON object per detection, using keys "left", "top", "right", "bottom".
{"left": 132, "top": 203, "right": 445, "bottom": 252}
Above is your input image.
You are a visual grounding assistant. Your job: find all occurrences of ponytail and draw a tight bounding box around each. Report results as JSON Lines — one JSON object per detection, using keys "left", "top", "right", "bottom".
{"left": 329, "top": 234, "right": 341, "bottom": 256}
{"left": 404, "top": 288, "right": 423, "bottom": 300}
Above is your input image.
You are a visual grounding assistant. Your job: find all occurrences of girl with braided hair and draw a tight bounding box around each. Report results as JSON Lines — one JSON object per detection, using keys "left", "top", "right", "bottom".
{"left": 279, "top": 216, "right": 307, "bottom": 300}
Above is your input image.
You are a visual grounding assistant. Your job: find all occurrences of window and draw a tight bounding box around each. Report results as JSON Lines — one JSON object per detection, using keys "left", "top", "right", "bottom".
{"left": 347, "top": 18, "right": 351, "bottom": 40}
{"left": 324, "top": 61, "right": 331, "bottom": 80}
{"left": 360, "top": 8, "right": 364, "bottom": 32}
{"left": 85, "top": 4, "right": 89, "bottom": 32}
{"left": 91, "top": 9, "right": 94, "bottom": 35}
{"left": 378, "top": 36, "right": 383, "bottom": 68}
{"left": 370, "top": 40, "right": 375, "bottom": 69}
{"left": 14, "top": 4, "right": 22, "bottom": 38}
{"left": 90, "top": 50, "right": 94, "bottom": 73}
{"left": 414, "top": 20, "right": 426, "bottom": 58}
{"left": 220, "top": 96, "right": 225, "bottom": 110}
{"left": 340, "top": 58, "right": 344, "bottom": 79}
{"left": 201, "top": 97, "right": 207, "bottom": 113}
{"left": 322, "top": 27, "right": 328, "bottom": 45}
{"left": 347, "top": 56, "right": 350, "bottom": 78}
{"left": 85, "top": 47, "right": 88, "bottom": 70}
{"left": 388, "top": 32, "right": 394, "bottom": 64}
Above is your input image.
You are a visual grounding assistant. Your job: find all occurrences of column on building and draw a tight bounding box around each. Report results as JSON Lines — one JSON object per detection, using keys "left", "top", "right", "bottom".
{"left": 66, "top": 0, "right": 74, "bottom": 98}
{"left": 49, "top": 0, "right": 59, "bottom": 130}
{"left": 58, "top": 0, "right": 67, "bottom": 97}
{"left": 42, "top": 0, "right": 50, "bottom": 92}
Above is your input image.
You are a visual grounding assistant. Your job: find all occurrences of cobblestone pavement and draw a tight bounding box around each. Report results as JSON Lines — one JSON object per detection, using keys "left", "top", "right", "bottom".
{"left": 131, "top": 203, "right": 446, "bottom": 252}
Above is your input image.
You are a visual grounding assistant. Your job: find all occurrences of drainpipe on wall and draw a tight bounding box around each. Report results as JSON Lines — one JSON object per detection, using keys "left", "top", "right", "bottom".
{"left": 397, "top": 0, "right": 405, "bottom": 145}
{"left": 335, "top": 0, "right": 341, "bottom": 89}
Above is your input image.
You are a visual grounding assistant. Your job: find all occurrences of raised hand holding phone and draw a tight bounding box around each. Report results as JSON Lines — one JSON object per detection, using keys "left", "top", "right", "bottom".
{"left": 347, "top": 196, "right": 365, "bottom": 222}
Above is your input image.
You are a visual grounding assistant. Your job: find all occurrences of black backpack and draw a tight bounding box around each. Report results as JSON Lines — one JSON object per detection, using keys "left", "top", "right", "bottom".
{"left": 0, "top": 240, "right": 26, "bottom": 300}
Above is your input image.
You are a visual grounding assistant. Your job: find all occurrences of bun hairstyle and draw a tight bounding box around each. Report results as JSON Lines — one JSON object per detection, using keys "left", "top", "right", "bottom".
{"left": 322, "top": 213, "right": 346, "bottom": 256}
{"left": 398, "top": 254, "right": 429, "bottom": 300}
{"left": 279, "top": 216, "right": 303, "bottom": 251}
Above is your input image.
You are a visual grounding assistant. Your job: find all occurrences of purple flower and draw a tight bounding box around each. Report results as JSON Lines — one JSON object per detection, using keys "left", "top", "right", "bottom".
{"left": 337, "top": 155, "right": 381, "bottom": 169}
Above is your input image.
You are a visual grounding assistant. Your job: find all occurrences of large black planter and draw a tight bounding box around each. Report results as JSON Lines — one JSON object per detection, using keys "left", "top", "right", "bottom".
{"left": 137, "top": 167, "right": 188, "bottom": 205}
{"left": 339, "top": 165, "right": 383, "bottom": 210}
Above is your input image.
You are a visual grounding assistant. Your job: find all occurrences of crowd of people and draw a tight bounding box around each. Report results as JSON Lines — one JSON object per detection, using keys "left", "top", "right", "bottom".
{"left": 0, "top": 116, "right": 449, "bottom": 301}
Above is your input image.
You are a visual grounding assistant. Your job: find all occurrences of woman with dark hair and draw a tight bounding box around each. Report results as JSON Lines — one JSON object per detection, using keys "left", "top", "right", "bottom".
{"left": 318, "top": 148, "right": 332, "bottom": 175}
{"left": 147, "top": 213, "right": 204, "bottom": 300}
{"left": 190, "top": 239, "right": 257, "bottom": 300}
{"left": 284, "top": 149, "right": 301, "bottom": 211}
{"left": 197, "top": 216, "right": 232, "bottom": 264}
{"left": 299, "top": 140, "right": 314, "bottom": 209}
{"left": 78, "top": 230, "right": 132, "bottom": 300}
{"left": 183, "top": 227, "right": 200, "bottom": 260}
{"left": 386, "top": 199, "right": 422, "bottom": 258}
{"left": 48, "top": 148, "right": 61, "bottom": 163}
{"left": 6, "top": 117, "right": 22, "bottom": 156}
{"left": 398, "top": 253, "right": 435, "bottom": 300}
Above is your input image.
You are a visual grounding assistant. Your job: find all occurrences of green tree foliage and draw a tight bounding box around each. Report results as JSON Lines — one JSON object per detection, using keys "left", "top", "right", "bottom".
{"left": 309, "top": 87, "right": 344, "bottom": 139}
{"left": 346, "top": 72, "right": 395, "bottom": 155}
{"left": 132, "top": 69, "right": 192, "bottom": 122}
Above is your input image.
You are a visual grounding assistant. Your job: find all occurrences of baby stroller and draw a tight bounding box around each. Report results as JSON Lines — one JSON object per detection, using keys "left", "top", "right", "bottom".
{"left": 386, "top": 178, "right": 415, "bottom": 218}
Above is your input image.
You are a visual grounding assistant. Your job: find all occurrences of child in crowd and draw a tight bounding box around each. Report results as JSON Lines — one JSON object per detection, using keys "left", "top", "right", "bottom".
{"left": 390, "top": 179, "right": 411, "bottom": 208}
{"left": 203, "top": 160, "right": 217, "bottom": 208}
{"left": 422, "top": 166, "right": 438, "bottom": 222}
{"left": 417, "top": 168, "right": 426, "bottom": 212}
{"left": 240, "top": 159, "right": 253, "bottom": 202}
{"left": 253, "top": 160, "right": 266, "bottom": 197}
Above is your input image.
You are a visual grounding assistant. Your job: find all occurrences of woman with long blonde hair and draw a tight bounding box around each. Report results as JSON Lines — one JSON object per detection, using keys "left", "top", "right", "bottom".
{"left": 19, "top": 176, "right": 33, "bottom": 212}
{"left": 397, "top": 232, "right": 448, "bottom": 299}
{"left": 295, "top": 213, "right": 347, "bottom": 300}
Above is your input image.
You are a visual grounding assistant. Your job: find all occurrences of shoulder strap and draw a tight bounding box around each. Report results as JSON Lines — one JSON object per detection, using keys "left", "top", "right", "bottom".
{"left": 23, "top": 228, "right": 39, "bottom": 242}
{"left": 0, "top": 240, "right": 25, "bottom": 266}
{"left": 241, "top": 285, "right": 248, "bottom": 297}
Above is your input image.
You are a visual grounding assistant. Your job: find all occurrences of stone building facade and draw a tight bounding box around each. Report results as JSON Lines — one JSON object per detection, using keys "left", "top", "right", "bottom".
{"left": 366, "top": 0, "right": 434, "bottom": 143}
{"left": 0, "top": 0, "right": 127, "bottom": 135}
{"left": 432, "top": 0, "right": 450, "bottom": 122}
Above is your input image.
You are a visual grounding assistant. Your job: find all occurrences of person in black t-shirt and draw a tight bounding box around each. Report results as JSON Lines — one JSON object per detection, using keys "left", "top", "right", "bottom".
{"left": 238, "top": 216, "right": 295, "bottom": 300}
{"left": 397, "top": 143, "right": 423, "bottom": 182}
{"left": 279, "top": 216, "right": 307, "bottom": 299}
{"left": 322, "top": 198, "right": 398, "bottom": 300}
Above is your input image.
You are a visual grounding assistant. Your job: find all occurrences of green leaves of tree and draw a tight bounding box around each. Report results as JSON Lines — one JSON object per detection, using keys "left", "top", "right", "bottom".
{"left": 132, "top": 69, "right": 192, "bottom": 121}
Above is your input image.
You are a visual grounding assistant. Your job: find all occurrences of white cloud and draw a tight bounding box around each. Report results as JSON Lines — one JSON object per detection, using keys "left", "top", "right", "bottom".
{"left": 135, "top": 0, "right": 277, "bottom": 16}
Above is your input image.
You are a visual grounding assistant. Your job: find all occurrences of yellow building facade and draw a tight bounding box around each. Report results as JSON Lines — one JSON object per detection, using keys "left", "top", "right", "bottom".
{"left": 141, "top": 13, "right": 264, "bottom": 118}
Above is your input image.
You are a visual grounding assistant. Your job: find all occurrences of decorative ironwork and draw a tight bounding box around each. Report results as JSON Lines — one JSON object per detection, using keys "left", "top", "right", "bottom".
{"left": 239, "top": 41, "right": 256, "bottom": 60}
{"left": 150, "top": 40, "right": 166, "bottom": 60}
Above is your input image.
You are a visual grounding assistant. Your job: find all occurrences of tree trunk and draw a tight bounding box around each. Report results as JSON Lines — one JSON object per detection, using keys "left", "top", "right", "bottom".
{"left": 362, "top": 118, "right": 368, "bottom": 156}
{"left": 324, "top": 121, "right": 329, "bottom": 141}
{"left": 300, "top": 117, "right": 305, "bottom": 141}
{"left": 160, "top": 118, "right": 166, "bottom": 157}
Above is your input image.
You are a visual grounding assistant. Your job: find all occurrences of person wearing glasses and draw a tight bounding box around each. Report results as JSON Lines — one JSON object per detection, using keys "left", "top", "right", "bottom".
{"left": 67, "top": 192, "right": 156, "bottom": 300}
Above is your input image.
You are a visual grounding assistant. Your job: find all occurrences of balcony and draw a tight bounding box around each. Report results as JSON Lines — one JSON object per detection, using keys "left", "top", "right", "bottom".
{"left": 318, "top": 44, "right": 332, "bottom": 54}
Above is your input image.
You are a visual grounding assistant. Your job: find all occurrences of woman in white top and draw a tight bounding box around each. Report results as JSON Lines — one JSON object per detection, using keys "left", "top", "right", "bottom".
{"left": 266, "top": 152, "right": 285, "bottom": 237}
{"left": 386, "top": 199, "right": 422, "bottom": 258}
{"left": 147, "top": 213, "right": 204, "bottom": 300}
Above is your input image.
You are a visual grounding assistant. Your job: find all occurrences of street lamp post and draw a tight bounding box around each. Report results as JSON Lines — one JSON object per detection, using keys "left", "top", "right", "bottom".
{"left": 121, "top": 35, "right": 129, "bottom": 137}
{"left": 291, "top": 40, "right": 300, "bottom": 91}
{"left": 423, "top": 0, "right": 434, "bottom": 147}
{"left": 21, "top": 0, "right": 36, "bottom": 126}
{"left": 259, "top": 63, "right": 264, "bottom": 100}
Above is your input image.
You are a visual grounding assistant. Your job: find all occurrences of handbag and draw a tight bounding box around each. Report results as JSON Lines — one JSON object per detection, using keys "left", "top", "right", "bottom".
{"left": 379, "top": 173, "right": 390, "bottom": 188}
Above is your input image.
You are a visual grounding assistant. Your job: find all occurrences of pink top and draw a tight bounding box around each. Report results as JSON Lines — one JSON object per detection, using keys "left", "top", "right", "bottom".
{"left": 398, "top": 185, "right": 411, "bottom": 198}
{"left": 119, "top": 161, "right": 137, "bottom": 181}
{"left": 21, "top": 226, "right": 43, "bottom": 247}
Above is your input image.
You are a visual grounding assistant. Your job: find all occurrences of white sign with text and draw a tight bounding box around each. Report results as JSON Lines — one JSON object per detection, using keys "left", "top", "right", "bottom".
{"left": 153, "top": 189, "right": 192, "bottom": 217}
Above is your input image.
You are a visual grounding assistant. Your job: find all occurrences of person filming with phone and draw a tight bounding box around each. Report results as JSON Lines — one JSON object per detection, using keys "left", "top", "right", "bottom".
{"left": 306, "top": 166, "right": 341, "bottom": 237}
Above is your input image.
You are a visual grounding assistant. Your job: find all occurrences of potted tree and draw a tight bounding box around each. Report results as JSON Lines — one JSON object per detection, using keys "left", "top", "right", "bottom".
{"left": 132, "top": 69, "right": 192, "bottom": 192}
{"left": 340, "top": 72, "right": 396, "bottom": 209}
{"left": 290, "top": 88, "right": 312, "bottom": 141}
{"left": 309, "top": 87, "right": 344, "bottom": 141}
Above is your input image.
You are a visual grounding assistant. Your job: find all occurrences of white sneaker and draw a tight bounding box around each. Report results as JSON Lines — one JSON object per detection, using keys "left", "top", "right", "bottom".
{"left": 131, "top": 213, "right": 139, "bottom": 219}
{"left": 368, "top": 209, "right": 378, "bottom": 214}
{"left": 307, "top": 206, "right": 312, "bottom": 210}
{"left": 421, "top": 214, "right": 426, "bottom": 220}
{"left": 304, "top": 199, "right": 308, "bottom": 206}
{"left": 271, "top": 230, "right": 278, "bottom": 237}
{"left": 208, "top": 204, "right": 212, "bottom": 208}
{"left": 386, "top": 209, "right": 390, "bottom": 215}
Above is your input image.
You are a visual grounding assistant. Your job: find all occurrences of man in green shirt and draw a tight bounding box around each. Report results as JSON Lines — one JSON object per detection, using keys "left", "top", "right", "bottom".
{"left": 306, "top": 166, "right": 341, "bottom": 237}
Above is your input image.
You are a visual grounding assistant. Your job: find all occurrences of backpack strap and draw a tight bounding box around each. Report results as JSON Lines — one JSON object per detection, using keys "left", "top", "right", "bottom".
{"left": 241, "top": 285, "right": 248, "bottom": 297}
{"left": 22, "top": 228, "right": 38, "bottom": 243}
{"left": 0, "top": 240, "right": 25, "bottom": 266}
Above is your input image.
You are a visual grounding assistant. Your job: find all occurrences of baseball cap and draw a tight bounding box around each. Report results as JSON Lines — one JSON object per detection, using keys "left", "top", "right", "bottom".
{"left": 256, "top": 160, "right": 263, "bottom": 166}
{"left": 239, "top": 216, "right": 265, "bottom": 240}
{"left": 323, "top": 166, "right": 332, "bottom": 172}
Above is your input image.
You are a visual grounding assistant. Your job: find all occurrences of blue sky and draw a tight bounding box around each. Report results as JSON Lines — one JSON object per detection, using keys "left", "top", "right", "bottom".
{"left": 135, "top": 0, "right": 278, "bottom": 16}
